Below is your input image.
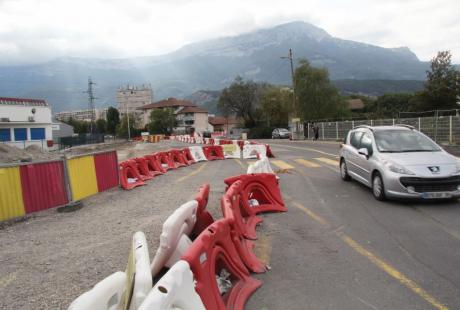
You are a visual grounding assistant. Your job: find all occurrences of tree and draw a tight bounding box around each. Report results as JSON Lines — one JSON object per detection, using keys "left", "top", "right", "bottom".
{"left": 218, "top": 76, "right": 267, "bottom": 127}
{"left": 148, "top": 108, "right": 177, "bottom": 134}
{"left": 64, "top": 117, "right": 89, "bottom": 134}
{"left": 295, "top": 59, "right": 348, "bottom": 121}
{"left": 260, "top": 86, "right": 291, "bottom": 127}
{"left": 372, "top": 93, "right": 415, "bottom": 118}
{"left": 96, "top": 118, "right": 107, "bottom": 134}
{"left": 415, "top": 51, "right": 459, "bottom": 111}
{"left": 116, "top": 114, "right": 138, "bottom": 138}
{"left": 106, "top": 107, "right": 120, "bottom": 135}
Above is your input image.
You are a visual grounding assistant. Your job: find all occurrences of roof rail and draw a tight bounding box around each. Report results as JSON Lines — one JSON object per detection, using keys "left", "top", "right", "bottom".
{"left": 354, "top": 125, "right": 374, "bottom": 131}
{"left": 394, "top": 124, "right": 415, "bottom": 130}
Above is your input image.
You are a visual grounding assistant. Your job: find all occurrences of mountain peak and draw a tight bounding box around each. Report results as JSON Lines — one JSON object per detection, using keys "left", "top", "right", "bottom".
{"left": 267, "top": 21, "right": 331, "bottom": 41}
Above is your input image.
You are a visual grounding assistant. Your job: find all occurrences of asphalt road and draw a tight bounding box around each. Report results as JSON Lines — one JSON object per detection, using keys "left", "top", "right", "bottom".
{"left": 246, "top": 140, "right": 460, "bottom": 310}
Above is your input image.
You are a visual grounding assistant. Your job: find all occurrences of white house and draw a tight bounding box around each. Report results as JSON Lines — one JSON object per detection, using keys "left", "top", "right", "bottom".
{"left": 0, "top": 97, "right": 53, "bottom": 149}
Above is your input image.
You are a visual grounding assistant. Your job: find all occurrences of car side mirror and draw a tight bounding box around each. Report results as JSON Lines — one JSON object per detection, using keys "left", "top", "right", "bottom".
{"left": 358, "top": 148, "right": 369, "bottom": 157}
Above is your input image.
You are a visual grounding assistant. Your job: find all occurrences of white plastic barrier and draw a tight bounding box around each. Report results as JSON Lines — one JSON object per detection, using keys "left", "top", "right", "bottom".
{"left": 243, "top": 144, "right": 267, "bottom": 159}
{"left": 68, "top": 272, "right": 126, "bottom": 310}
{"left": 247, "top": 157, "right": 275, "bottom": 174}
{"left": 150, "top": 200, "right": 198, "bottom": 277}
{"left": 195, "top": 136, "right": 204, "bottom": 144}
{"left": 214, "top": 138, "right": 220, "bottom": 145}
{"left": 222, "top": 144, "right": 241, "bottom": 159}
{"left": 188, "top": 146, "right": 207, "bottom": 162}
{"left": 139, "top": 261, "right": 205, "bottom": 310}
{"left": 129, "top": 232, "right": 153, "bottom": 310}
{"left": 204, "top": 138, "right": 211, "bottom": 144}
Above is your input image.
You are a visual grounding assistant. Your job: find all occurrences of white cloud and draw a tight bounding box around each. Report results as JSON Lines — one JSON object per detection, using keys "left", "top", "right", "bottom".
{"left": 0, "top": 0, "right": 459, "bottom": 64}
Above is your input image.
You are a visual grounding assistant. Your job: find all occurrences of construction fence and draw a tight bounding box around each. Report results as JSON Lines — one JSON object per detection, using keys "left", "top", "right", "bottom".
{"left": 0, "top": 150, "right": 119, "bottom": 222}
{"left": 306, "top": 115, "right": 460, "bottom": 145}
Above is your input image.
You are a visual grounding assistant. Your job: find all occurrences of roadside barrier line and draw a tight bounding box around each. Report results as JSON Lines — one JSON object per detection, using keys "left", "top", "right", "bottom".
{"left": 295, "top": 158, "right": 321, "bottom": 168}
{"left": 339, "top": 233, "right": 449, "bottom": 310}
{"left": 314, "top": 157, "right": 339, "bottom": 167}
{"left": 271, "top": 160, "right": 295, "bottom": 170}
{"left": 234, "top": 159, "right": 246, "bottom": 170}
{"left": 292, "top": 201, "right": 329, "bottom": 227}
{"left": 0, "top": 271, "right": 17, "bottom": 289}
{"left": 175, "top": 163, "right": 208, "bottom": 183}
{"left": 291, "top": 200, "right": 448, "bottom": 310}
{"left": 269, "top": 143, "right": 340, "bottom": 158}
{"left": 254, "top": 235, "right": 272, "bottom": 266}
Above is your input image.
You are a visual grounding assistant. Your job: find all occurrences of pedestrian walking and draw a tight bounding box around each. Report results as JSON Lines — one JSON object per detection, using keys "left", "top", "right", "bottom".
{"left": 312, "top": 123, "right": 319, "bottom": 141}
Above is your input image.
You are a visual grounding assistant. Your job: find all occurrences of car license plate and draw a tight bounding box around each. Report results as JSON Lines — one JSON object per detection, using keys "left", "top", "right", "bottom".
{"left": 421, "top": 192, "right": 452, "bottom": 199}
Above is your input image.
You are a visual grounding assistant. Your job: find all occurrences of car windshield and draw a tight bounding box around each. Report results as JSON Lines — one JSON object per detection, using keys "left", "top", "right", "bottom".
{"left": 374, "top": 130, "right": 441, "bottom": 153}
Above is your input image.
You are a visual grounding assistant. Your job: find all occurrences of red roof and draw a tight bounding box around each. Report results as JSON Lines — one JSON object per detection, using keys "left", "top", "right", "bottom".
{"left": 0, "top": 97, "right": 48, "bottom": 107}
{"left": 347, "top": 99, "right": 364, "bottom": 110}
{"left": 138, "top": 97, "right": 196, "bottom": 110}
{"left": 178, "top": 106, "right": 208, "bottom": 114}
{"left": 208, "top": 116, "right": 241, "bottom": 126}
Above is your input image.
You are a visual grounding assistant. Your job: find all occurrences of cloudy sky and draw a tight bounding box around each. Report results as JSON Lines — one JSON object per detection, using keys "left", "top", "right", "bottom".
{"left": 0, "top": 0, "right": 459, "bottom": 65}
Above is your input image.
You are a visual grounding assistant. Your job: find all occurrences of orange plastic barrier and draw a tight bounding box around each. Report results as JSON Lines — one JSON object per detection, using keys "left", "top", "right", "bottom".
{"left": 167, "top": 150, "right": 188, "bottom": 168}
{"left": 191, "top": 184, "right": 214, "bottom": 239}
{"left": 120, "top": 161, "right": 146, "bottom": 190}
{"left": 224, "top": 173, "right": 287, "bottom": 215}
{"left": 181, "top": 148, "right": 196, "bottom": 166}
{"left": 143, "top": 154, "right": 166, "bottom": 175}
{"left": 265, "top": 144, "right": 275, "bottom": 158}
{"left": 202, "top": 145, "right": 225, "bottom": 161}
{"left": 222, "top": 182, "right": 266, "bottom": 273}
{"left": 181, "top": 219, "right": 262, "bottom": 310}
{"left": 154, "top": 152, "right": 175, "bottom": 171}
{"left": 133, "top": 157, "right": 154, "bottom": 180}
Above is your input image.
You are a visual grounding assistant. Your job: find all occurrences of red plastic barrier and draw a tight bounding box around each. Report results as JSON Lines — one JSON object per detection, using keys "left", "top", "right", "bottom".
{"left": 222, "top": 182, "right": 266, "bottom": 273}
{"left": 20, "top": 161, "right": 68, "bottom": 214}
{"left": 154, "top": 152, "right": 175, "bottom": 171}
{"left": 219, "top": 139, "right": 232, "bottom": 145}
{"left": 94, "top": 151, "right": 119, "bottom": 192}
{"left": 265, "top": 144, "right": 275, "bottom": 158}
{"left": 202, "top": 145, "right": 225, "bottom": 160}
{"left": 144, "top": 154, "right": 166, "bottom": 174}
{"left": 181, "top": 219, "right": 262, "bottom": 310}
{"left": 208, "top": 138, "right": 215, "bottom": 145}
{"left": 167, "top": 150, "right": 188, "bottom": 168}
{"left": 119, "top": 161, "right": 146, "bottom": 190}
{"left": 181, "top": 148, "right": 196, "bottom": 165}
{"left": 131, "top": 158, "right": 153, "bottom": 181}
{"left": 224, "top": 173, "right": 287, "bottom": 215}
{"left": 237, "top": 140, "right": 245, "bottom": 150}
{"left": 191, "top": 184, "right": 214, "bottom": 239}
{"left": 221, "top": 180, "right": 262, "bottom": 240}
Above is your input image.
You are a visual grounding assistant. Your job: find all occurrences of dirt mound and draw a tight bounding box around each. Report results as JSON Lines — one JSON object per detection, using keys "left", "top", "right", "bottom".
{"left": 0, "top": 144, "right": 60, "bottom": 164}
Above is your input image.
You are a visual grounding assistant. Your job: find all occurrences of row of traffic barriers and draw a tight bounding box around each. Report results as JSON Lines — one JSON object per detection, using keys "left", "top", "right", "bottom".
{"left": 69, "top": 172, "right": 286, "bottom": 310}
{"left": 170, "top": 134, "right": 275, "bottom": 159}
{"left": 119, "top": 143, "right": 275, "bottom": 190}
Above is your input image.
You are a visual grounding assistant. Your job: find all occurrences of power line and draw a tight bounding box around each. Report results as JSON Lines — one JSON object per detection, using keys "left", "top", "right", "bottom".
{"left": 83, "top": 77, "right": 97, "bottom": 133}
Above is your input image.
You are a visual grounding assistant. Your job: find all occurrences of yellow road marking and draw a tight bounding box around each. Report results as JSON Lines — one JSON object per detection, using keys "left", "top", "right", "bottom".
{"left": 175, "top": 163, "right": 208, "bottom": 183}
{"left": 0, "top": 271, "right": 17, "bottom": 289}
{"left": 339, "top": 233, "right": 448, "bottom": 310}
{"left": 234, "top": 158, "right": 245, "bottom": 170}
{"left": 292, "top": 201, "right": 329, "bottom": 226}
{"left": 254, "top": 235, "right": 272, "bottom": 265}
{"left": 295, "top": 158, "right": 321, "bottom": 168}
{"left": 291, "top": 199, "right": 449, "bottom": 310}
{"left": 314, "top": 157, "right": 339, "bottom": 167}
{"left": 269, "top": 143, "right": 340, "bottom": 158}
{"left": 271, "top": 160, "right": 295, "bottom": 170}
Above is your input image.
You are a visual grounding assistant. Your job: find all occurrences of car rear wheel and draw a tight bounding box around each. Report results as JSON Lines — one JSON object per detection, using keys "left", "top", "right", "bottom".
{"left": 372, "top": 172, "right": 386, "bottom": 201}
{"left": 340, "top": 159, "right": 351, "bottom": 181}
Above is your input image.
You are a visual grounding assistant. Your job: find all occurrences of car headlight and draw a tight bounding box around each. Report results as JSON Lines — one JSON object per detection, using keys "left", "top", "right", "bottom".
{"left": 382, "top": 160, "right": 415, "bottom": 175}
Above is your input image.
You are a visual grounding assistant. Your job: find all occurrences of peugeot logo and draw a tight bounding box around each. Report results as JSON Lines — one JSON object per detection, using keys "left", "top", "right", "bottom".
{"left": 428, "top": 166, "right": 440, "bottom": 174}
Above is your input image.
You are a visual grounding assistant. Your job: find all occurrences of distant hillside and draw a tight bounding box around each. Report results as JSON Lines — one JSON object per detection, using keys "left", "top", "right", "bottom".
{"left": 0, "top": 21, "right": 432, "bottom": 112}
{"left": 333, "top": 79, "right": 425, "bottom": 96}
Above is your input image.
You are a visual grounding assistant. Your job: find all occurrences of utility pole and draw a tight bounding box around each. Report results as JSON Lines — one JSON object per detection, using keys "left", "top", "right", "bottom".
{"left": 84, "top": 77, "right": 97, "bottom": 134}
{"left": 281, "top": 48, "right": 300, "bottom": 139}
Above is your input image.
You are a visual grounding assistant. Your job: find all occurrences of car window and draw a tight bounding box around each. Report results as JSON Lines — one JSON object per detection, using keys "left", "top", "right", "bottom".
{"left": 359, "top": 133, "right": 373, "bottom": 156}
{"left": 350, "top": 131, "right": 363, "bottom": 149}
{"left": 374, "top": 130, "right": 441, "bottom": 152}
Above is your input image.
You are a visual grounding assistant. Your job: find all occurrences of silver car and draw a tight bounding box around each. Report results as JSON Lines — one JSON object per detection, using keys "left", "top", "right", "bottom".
{"left": 272, "top": 128, "right": 291, "bottom": 139}
{"left": 339, "top": 125, "right": 460, "bottom": 201}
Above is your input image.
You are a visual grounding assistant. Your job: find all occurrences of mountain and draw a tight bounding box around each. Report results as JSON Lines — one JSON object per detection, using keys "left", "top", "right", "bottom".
{"left": 0, "top": 21, "right": 431, "bottom": 112}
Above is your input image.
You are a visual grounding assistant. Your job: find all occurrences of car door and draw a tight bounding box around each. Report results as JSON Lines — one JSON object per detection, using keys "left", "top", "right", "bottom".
{"left": 354, "top": 132, "right": 373, "bottom": 185}
{"left": 345, "top": 130, "right": 364, "bottom": 178}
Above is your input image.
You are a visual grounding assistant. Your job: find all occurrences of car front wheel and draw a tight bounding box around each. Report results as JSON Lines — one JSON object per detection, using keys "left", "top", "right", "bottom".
{"left": 340, "top": 159, "right": 351, "bottom": 181}
{"left": 372, "top": 172, "right": 386, "bottom": 201}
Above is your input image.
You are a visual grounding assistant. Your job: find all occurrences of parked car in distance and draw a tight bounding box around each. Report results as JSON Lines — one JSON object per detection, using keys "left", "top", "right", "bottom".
{"left": 272, "top": 128, "right": 291, "bottom": 139}
{"left": 339, "top": 125, "right": 460, "bottom": 201}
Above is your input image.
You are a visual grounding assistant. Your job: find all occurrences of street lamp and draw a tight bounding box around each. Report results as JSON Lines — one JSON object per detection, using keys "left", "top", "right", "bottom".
{"left": 126, "top": 104, "right": 131, "bottom": 141}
